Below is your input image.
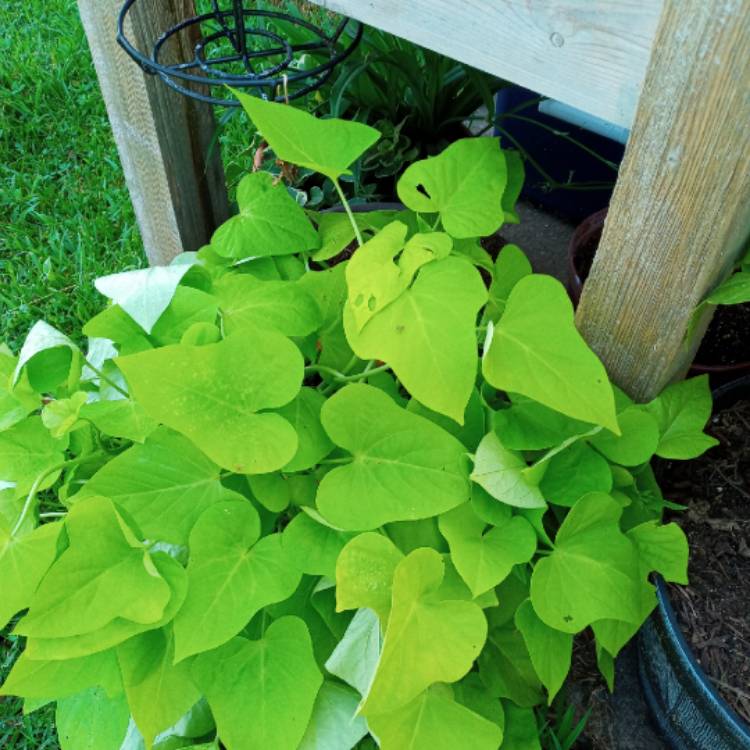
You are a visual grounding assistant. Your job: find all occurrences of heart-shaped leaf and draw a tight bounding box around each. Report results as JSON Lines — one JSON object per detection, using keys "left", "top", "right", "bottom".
{"left": 13, "top": 321, "right": 79, "bottom": 392}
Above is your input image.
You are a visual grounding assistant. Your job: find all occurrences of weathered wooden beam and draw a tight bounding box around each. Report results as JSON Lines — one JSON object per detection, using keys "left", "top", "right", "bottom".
{"left": 310, "top": 0, "right": 662, "bottom": 128}
{"left": 576, "top": 0, "right": 750, "bottom": 401}
{"left": 78, "top": 0, "right": 229, "bottom": 265}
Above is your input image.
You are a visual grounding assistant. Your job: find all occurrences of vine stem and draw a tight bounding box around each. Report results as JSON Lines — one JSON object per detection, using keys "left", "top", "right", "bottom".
{"left": 306, "top": 362, "right": 390, "bottom": 383}
{"left": 11, "top": 451, "right": 107, "bottom": 537}
{"left": 333, "top": 178, "right": 364, "bottom": 247}
{"left": 84, "top": 359, "right": 129, "bottom": 398}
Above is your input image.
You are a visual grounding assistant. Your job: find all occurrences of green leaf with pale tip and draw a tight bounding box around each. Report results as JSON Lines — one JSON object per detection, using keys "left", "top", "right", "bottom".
{"left": 282, "top": 511, "right": 355, "bottom": 578}
{"left": 13, "top": 320, "right": 79, "bottom": 392}
{"left": 471, "top": 432, "right": 546, "bottom": 509}
{"left": 628, "top": 521, "right": 689, "bottom": 584}
{"left": 501, "top": 703, "right": 541, "bottom": 750}
{"left": 335, "top": 532, "right": 403, "bottom": 621}
{"left": 317, "top": 384, "right": 470, "bottom": 530}
{"left": 488, "top": 244, "right": 531, "bottom": 317}
{"left": 56, "top": 687, "right": 130, "bottom": 750}
{"left": 397, "top": 138, "right": 508, "bottom": 239}
{"left": 515, "top": 599, "right": 572, "bottom": 703}
{"left": 0, "top": 645, "right": 121, "bottom": 701}
{"left": 483, "top": 275, "right": 619, "bottom": 434}
{"left": 298, "top": 681, "right": 369, "bottom": 750}
{"left": 191, "top": 616, "right": 322, "bottom": 750}
{"left": 234, "top": 90, "right": 380, "bottom": 181}
{"left": 539, "top": 441, "right": 613, "bottom": 507}
{"left": 16, "top": 497, "right": 171, "bottom": 639}
{"left": 590, "top": 406, "right": 660, "bottom": 466}
{"left": 41, "top": 391, "right": 88, "bottom": 438}
{"left": 325, "top": 607, "right": 382, "bottom": 697}
{"left": 173, "top": 500, "right": 301, "bottom": 661}
{"left": 116, "top": 330, "right": 302, "bottom": 474}
{"left": 360, "top": 548, "right": 487, "bottom": 716}
{"left": 0, "top": 521, "right": 63, "bottom": 630}
{"left": 344, "top": 257, "right": 487, "bottom": 423}
{"left": 367, "top": 685, "right": 503, "bottom": 750}
{"left": 0, "top": 416, "right": 69, "bottom": 492}
{"left": 214, "top": 273, "right": 322, "bottom": 337}
{"left": 211, "top": 171, "right": 318, "bottom": 259}
{"left": 78, "top": 399, "right": 158, "bottom": 443}
{"left": 95, "top": 260, "right": 196, "bottom": 334}
{"left": 439, "top": 503, "right": 537, "bottom": 597}
{"left": 76, "top": 428, "right": 225, "bottom": 546}
{"left": 117, "top": 629, "right": 201, "bottom": 749}
{"left": 24, "top": 552, "right": 187, "bottom": 661}
{"left": 645, "top": 375, "right": 719, "bottom": 459}
{"left": 276, "top": 387, "right": 334, "bottom": 471}
{"left": 530, "top": 493, "right": 642, "bottom": 633}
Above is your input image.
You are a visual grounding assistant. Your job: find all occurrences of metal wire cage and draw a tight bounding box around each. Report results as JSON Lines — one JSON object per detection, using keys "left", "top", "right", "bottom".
{"left": 117, "top": 1, "right": 362, "bottom": 106}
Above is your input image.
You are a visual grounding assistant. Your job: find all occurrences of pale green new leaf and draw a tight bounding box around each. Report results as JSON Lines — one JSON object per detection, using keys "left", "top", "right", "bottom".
{"left": 514, "top": 599, "right": 572, "bottom": 703}
{"left": 235, "top": 90, "right": 380, "bottom": 181}
{"left": 211, "top": 172, "right": 318, "bottom": 258}
{"left": 530, "top": 493, "right": 642, "bottom": 633}
{"left": 471, "top": 432, "right": 546, "bottom": 509}
{"left": 589, "top": 406, "right": 660, "bottom": 466}
{"left": 438, "top": 503, "right": 536, "bottom": 597}
{"left": 56, "top": 687, "right": 130, "bottom": 750}
{"left": 117, "top": 330, "right": 303, "bottom": 473}
{"left": 77, "top": 428, "right": 226, "bottom": 545}
{"left": 367, "top": 685, "right": 503, "bottom": 750}
{"left": 645, "top": 375, "right": 718, "bottom": 459}
{"left": 483, "top": 276, "right": 619, "bottom": 433}
{"left": 298, "top": 681, "right": 369, "bottom": 750}
{"left": 344, "top": 257, "right": 487, "bottom": 423}
{"left": 276, "top": 387, "right": 334, "bottom": 471}
{"left": 214, "top": 273, "right": 321, "bottom": 337}
{"left": 41, "top": 391, "right": 88, "bottom": 438}
{"left": 282, "top": 511, "right": 355, "bottom": 578}
{"left": 173, "top": 500, "right": 301, "bottom": 661}
{"left": 397, "top": 138, "right": 507, "bottom": 238}
{"left": 361, "top": 548, "right": 487, "bottom": 716}
{"left": 191, "top": 616, "right": 322, "bottom": 750}
{"left": 317, "top": 384, "right": 470, "bottom": 530}
{"left": 325, "top": 607, "right": 382, "bottom": 697}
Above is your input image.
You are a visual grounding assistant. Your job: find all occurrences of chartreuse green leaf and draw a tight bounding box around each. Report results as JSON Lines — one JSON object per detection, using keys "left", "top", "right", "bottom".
{"left": 117, "top": 330, "right": 303, "bottom": 474}
{"left": 298, "top": 681, "right": 369, "bottom": 750}
{"left": 95, "top": 260, "right": 196, "bottom": 334}
{"left": 282, "top": 511, "right": 355, "bottom": 578}
{"left": 397, "top": 138, "right": 507, "bottom": 238}
{"left": 211, "top": 172, "right": 318, "bottom": 259}
{"left": 13, "top": 320, "right": 80, "bottom": 392}
{"left": 77, "top": 428, "right": 225, "bottom": 546}
{"left": 539, "top": 442, "right": 613, "bottom": 507}
{"left": 515, "top": 599, "right": 572, "bottom": 703}
{"left": 438, "top": 503, "right": 536, "bottom": 597}
{"left": 488, "top": 244, "right": 531, "bottom": 317}
{"left": 479, "top": 627, "right": 542, "bottom": 707}
{"left": 360, "top": 548, "right": 487, "bottom": 716}
{"left": 0, "top": 648, "right": 121, "bottom": 702}
{"left": 502, "top": 150, "right": 525, "bottom": 224}
{"left": 325, "top": 608, "right": 382, "bottom": 697}
{"left": 16, "top": 497, "right": 171, "bottom": 639}
{"left": 335, "top": 532, "right": 403, "bottom": 621}
{"left": 483, "top": 275, "right": 619, "bottom": 434}
{"left": 344, "top": 257, "right": 487, "bottom": 423}
{"left": 530, "top": 493, "right": 642, "bottom": 633}
{"left": 501, "top": 703, "right": 542, "bottom": 750}
{"left": 628, "top": 521, "right": 689, "bottom": 584}
{"left": 234, "top": 90, "right": 380, "bottom": 181}
{"left": 0, "top": 521, "right": 63, "bottom": 630}
{"left": 317, "top": 384, "right": 470, "bottom": 530}
{"left": 367, "top": 685, "right": 503, "bottom": 750}
{"left": 407, "top": 388, "right": 485, "bottom": 451}
{"left": 645, "top": 375, "right": 718, "bottom": 459}
{"left": 471, "top": 432, "right": 546, "bottom": 509}
{"left": 41, "top": 392, "right": 88, "bottom": 438}
{"left": 117, "top": 629, "right": 201, "bottom": 749}
{"left": 0, "top": 349, "right": 39, "bottom": 430}
{"left": 589, "top": 406, "right": 659, "bottom": 466}
{"left": 214, "top": 273, "right": 321, "bottom": 337}
{"left": 56, "top": 687, "right": 130, "bottom": 750}
{"left": 707, "top": 270, "right": 750, "bottom": 304}
{"left": 78, "top": 399, "right": 158, "bottom": 443}
{"left": 149, "top": 286, "right": 218, "bottom": 347}
{"left": 277, "top": 387, "right": 334, "bottom": 471}
{"left": 191, "top": 616, "right": 322, "bottom": 750}
{"left": 173, "top": 500, "right": 301, "bottom": 661}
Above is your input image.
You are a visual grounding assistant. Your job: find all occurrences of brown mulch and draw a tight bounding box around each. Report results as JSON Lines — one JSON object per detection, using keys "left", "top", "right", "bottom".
{"left": 693, "top": 303, "right": 750, "bottom": 367}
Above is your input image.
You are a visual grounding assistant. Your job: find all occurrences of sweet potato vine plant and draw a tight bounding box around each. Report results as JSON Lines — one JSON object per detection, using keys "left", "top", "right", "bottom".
{"left": 0, "top": 93, "right": 717, "bottom": 750}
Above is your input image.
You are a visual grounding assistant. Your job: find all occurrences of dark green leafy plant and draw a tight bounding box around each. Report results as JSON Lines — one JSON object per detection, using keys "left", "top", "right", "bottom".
{"left": 0, "top": 96, "right": 716, "bottom": 750}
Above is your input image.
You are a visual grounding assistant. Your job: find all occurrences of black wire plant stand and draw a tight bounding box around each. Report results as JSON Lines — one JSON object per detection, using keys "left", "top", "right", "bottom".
{"left": 117, "top": 1, "right": 363, "bottom": 106}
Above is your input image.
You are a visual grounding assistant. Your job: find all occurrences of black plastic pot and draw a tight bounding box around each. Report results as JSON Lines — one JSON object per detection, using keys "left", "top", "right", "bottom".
{"left": 638, "top": 376, "right": 750, "bottom": 750}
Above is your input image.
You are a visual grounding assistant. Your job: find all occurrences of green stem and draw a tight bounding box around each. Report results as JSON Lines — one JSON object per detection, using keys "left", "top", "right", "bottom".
{"left": 11, "top": 452, "right": 107, "bottom": 537}
{"left": 305, "top": 362, "right": 390, "bottom": 383}
{"left": 39, "top": 511, "right": 66, "bottom": 519}
{"left": 333, "top": 178, "right": 364, "bottom": 247}
{"left": 84, "top": 359, "right": 129, "bottom": 398}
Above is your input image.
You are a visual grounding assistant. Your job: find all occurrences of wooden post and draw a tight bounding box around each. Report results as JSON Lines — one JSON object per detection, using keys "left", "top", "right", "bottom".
{"left": 576, "top": 0, "right": 750, "bottom": 402}
{"left": 78, "top": 0, "right": 229, "bottom": 265}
